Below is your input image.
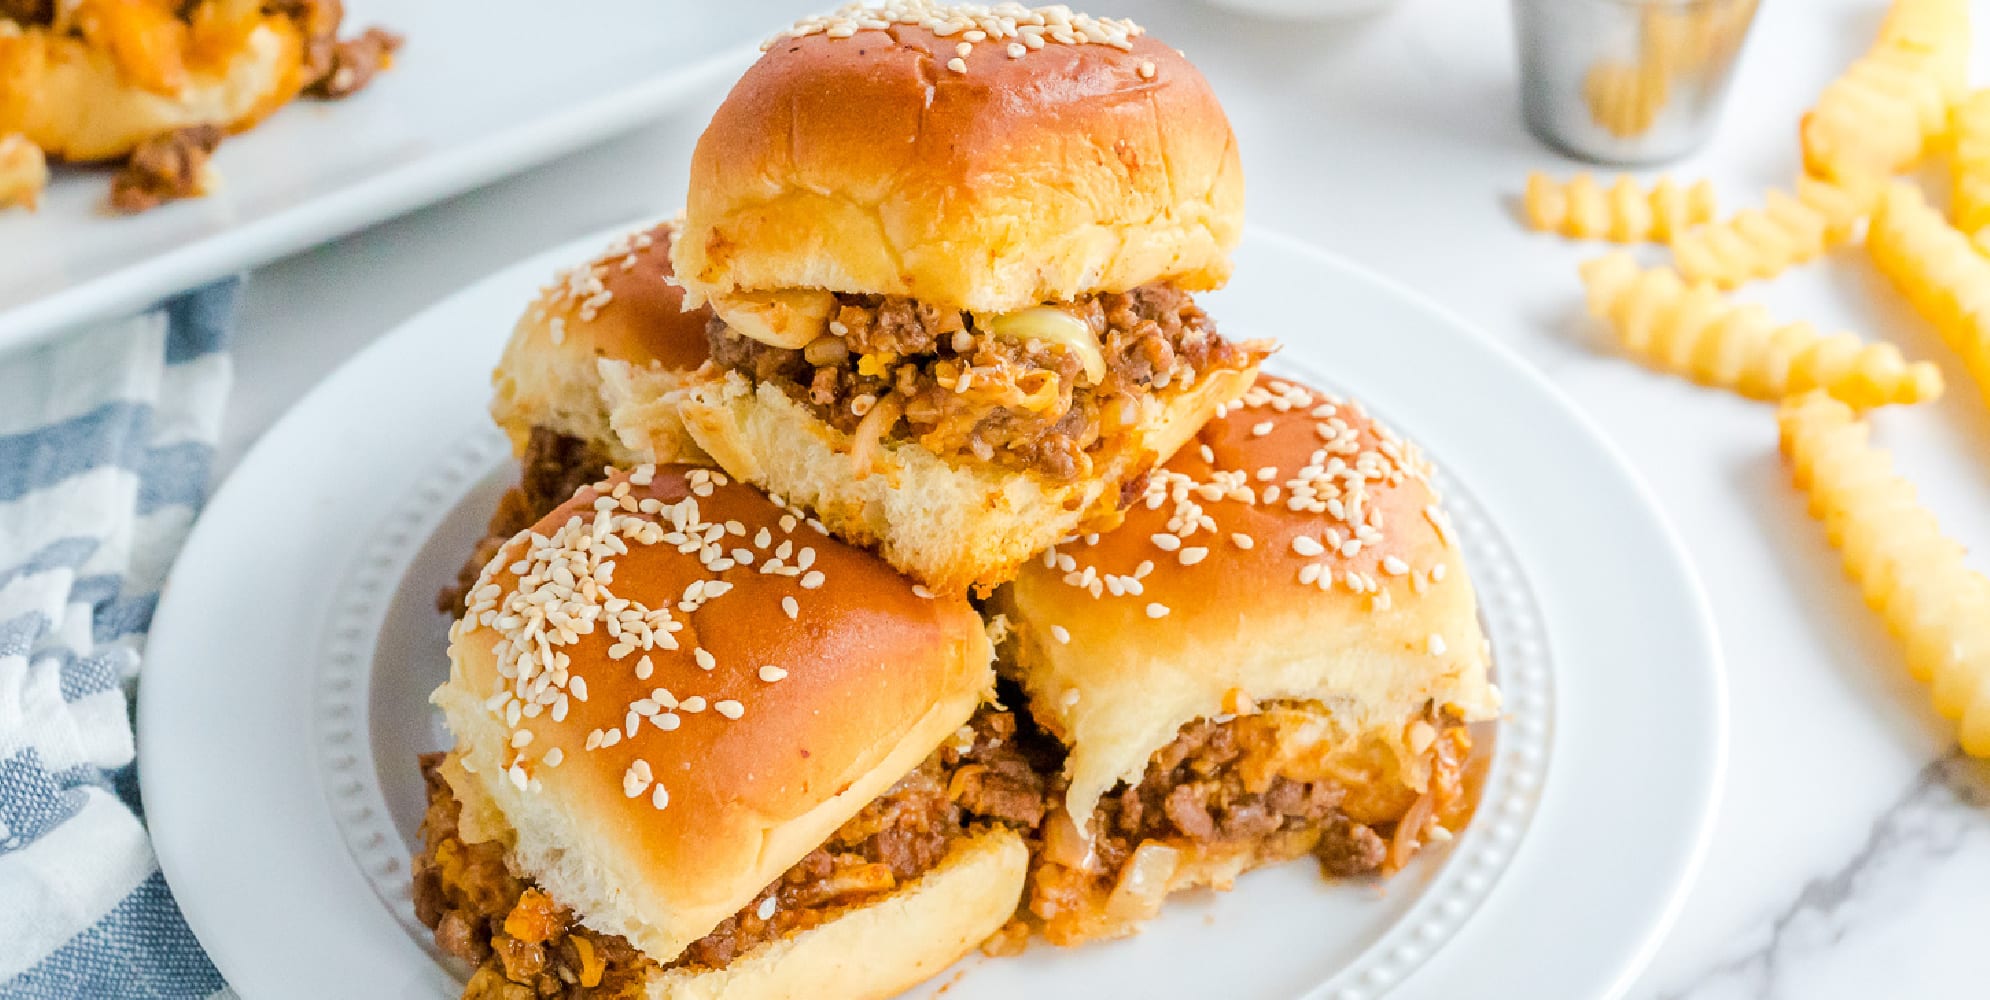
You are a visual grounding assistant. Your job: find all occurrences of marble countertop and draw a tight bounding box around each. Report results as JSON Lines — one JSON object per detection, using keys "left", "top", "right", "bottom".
{"left": 217, "top": 0, "right": 1990, "bottom": 995}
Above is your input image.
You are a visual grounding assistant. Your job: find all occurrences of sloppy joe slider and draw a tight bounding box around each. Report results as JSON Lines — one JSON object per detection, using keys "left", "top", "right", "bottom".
{"left": 443, "top": 222, "right": 715, "bottom": 611}
{"left": 631, "top": 0, "right": 1267, "bottom": 594}
{"left": 989, "top": 376, "right": 1501, "bottom": 944}
{"left": 418, "top": 464, "right": 1035, "bottom": 999}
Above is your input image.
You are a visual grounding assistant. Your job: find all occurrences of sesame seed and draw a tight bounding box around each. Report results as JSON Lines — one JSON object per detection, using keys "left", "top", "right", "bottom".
{"left": 1061, "top": 689, "right": 1081, "bottom": 708}
{"left": 1146, "top": 602, "right": 1170, "bottom": 619}
{"left": 1137, "top": 59, "right": 1156, "bottom": 79}
{"left": 511, "top": 729, "right": 534, "bottom": 748}
{"left": 1151, "top": 533, "right": 1182, "bottom": 551}
{"left": 1252, "top": 421, "right": 1274, "bottom": 437}
{"left": 694, "top": 648, "right": 716, "bottom": 670}
{"left": 757, "top": 897, "right": 778, "bottom": 920}
{"left": 1199, "top": 445, "right": 1215, "bottom": 463}
{"left": 1179, "top": 547, "right": 1208, "bottom": 565}
{"left": 947, "top": 56, "right": 968, "bottom": 72}
{"left": 1299, "top": 563, "right": 1322, "bottom": 585}
{"left": 1007, "top": 41, "right": 1026, "bottom": 56}
{"left": 912, "top": 584, "right": 934, "bottom": 599}
{"left": 1231, "top": 533, "right": 1255, "bottom": 549}
{"left": 1431, "top": 562, "right": 1448, "bottom": 581}
{"left": 635, "top": 656, "right": 654, "bottom": 680}
{"left": 653, "top": 713, "right": 681, "bottom": 731}
{"left": 543, "top": 747, "right": 564, "bottom": 767}
{"left": 1291, "top": 536, "right": 1325, "bottom": 557}
{"left": 1051, "top": 624, "right": 1072, "bottom": 644}
{"left": 782, "top": 596, "right": 800, "bottom": 619}
{"left": 760, "top": 665, "right": 789, "bottom": 682}
{"left": 1383, "top": 556, "right": 1409, "bottom": 576}
{"left": 955, "top": 40, "right": 972, "bottom": 56}
{"left": 623, "top": 762, "right": 652, "bottom": 798}
{"left": 716, "top": 700, "right": 746, "bottom": 719}
{"left": 651, "top": 784, "right": 670, "bottom": 810}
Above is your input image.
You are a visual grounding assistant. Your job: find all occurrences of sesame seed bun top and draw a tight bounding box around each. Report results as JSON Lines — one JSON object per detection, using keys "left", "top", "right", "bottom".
{"left": 433, "top": 464, "right": 994, "bottom": 965}
{"left": 671, "top": 0, "right": 1244, "bottom": 314}
{"left": 990, "top": 376, "right": 1501, "bottom": 828}
{"left": 492, "top": 222, "right": 714, "bottom": 463}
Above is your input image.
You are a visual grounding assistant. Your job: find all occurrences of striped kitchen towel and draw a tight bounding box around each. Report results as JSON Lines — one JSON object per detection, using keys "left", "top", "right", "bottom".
{"left": 0, "top": 283, "right": 241, "bottom": 1000}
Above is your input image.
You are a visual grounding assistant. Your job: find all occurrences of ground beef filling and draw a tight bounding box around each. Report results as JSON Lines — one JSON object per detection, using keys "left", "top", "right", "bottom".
{"left": 707, "top": 283, "right": 1254, "bottom": 482}
{"left": 438, "top": 428, "right": 618, "bottom": 613}
{"left": 108, "top": 125, "right": 222, "bottom": 214}
{"left": 1026, "top": 704, "right": 1472, "bottom": 945}
{"left": 412, "top": 708, "right": 1051, "bottom": 998}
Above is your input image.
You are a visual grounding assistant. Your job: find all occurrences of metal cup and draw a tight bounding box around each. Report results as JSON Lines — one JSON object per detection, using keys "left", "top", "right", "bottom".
{"left": 1513, "top": 0, "right": 1761, "bottom": 165}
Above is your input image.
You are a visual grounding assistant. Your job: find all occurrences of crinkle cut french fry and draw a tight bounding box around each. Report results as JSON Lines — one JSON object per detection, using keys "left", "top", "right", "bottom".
{"left": 1669, "top": 174, "right": 1881, "bottom": 289}
{"left": 1523, "top": 172, "right": 1715, "bottom": 244}
{"left": 1951, "top": 90, "right": 1990, "bottom": 237}
{"left": 1580, "top": 253, "right": 1943, "bottom": 408}
{"left": 1867, "top": 181, "right": 1990, "bottom": 410}
{"left": 1801, "top": 0, "right": 1970, "bottom": 181}
{"left": 1778, "top": 391, "right": 1990, "bottom": 757}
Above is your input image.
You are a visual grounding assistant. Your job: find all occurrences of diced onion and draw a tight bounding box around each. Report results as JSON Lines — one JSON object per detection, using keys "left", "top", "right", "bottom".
{"left": 847, "top": 392, "right": 902, "bottom": 478}
{"left": 1040, "top": 806, "right": 1097, "bottom": 871}
{"left": 1388, "top": 789, "right": 1437, "bottom": 872}
{"left": 1106, "top": 842, "right": 1181, "bottom": 921}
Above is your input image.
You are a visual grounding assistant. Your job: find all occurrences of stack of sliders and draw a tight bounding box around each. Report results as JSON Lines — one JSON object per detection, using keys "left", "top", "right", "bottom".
{"left": 414, "top": 2, "right": 1501, "bottom": 998}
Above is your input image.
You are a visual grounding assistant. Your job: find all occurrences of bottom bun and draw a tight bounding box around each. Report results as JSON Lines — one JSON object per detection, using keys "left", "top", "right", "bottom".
{"left": 669, "top": 365, "right": 1257, "bottom": 594}
{"left": 649, "top": 827, "right": 1028, "bottom": 1000}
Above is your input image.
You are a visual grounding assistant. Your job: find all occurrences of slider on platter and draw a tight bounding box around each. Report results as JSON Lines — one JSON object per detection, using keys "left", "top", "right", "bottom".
{"left": 989, "top": 375, "right": 1501, "bottom": 944}
{"left": 442, "top": 222, "right": 716, "bottom": 611}
{"left": 418, "top": 464, "right": 1043, "bottom": 999}
{"left": 619, "top": 0, "right": 1270, "bottom": 595}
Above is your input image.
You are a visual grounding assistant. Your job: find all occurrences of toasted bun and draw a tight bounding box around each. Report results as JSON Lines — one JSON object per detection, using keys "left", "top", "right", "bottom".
{"left": 663, "top": 361, "right": 1258, "bottom": 594}
{"left": 647, "top": 828, "right": 1026, "bottom": 1000}
{"left": 671, "top": 0, "right": 1243, "bottom": 313}
{"left": 990, "top": 376, "right": 1501, "bottom": 826}
{"left": 434, "top": 465, "right": 994, "bottom": 964}
{"left": 0, "top": 16, "right": 305, "bottom": 162}
{"left": 492, "top": 222, "right": 714, "bottom": 465}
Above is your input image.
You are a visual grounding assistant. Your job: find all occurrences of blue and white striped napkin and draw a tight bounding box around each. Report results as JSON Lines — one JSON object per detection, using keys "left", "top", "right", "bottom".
{"left": 0, "top": 285, "right": 240, "bottom": 1000}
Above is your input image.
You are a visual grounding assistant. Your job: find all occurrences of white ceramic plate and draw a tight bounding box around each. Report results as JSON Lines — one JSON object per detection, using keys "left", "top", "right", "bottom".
{"left": 139, "top": 226, "right": 1726, "bottom": 1000}
{"left": 0, "top": 0, "right": 824, "bottom": 353}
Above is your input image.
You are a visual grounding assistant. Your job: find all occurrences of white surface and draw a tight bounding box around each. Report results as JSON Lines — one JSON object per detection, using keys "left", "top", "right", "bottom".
{"left": 138, "top": 227, "right": 1722, "bottom": 1000}
{"left": 189, "top": 0, "right": 1990, "bottom": 996}
{"left": 0, "top": 0, "right": 818, "bottom": 353}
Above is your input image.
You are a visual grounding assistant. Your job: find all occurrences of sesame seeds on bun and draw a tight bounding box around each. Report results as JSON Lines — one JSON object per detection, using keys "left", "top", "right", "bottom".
{"left": 670, "top": 0, "right": 1244, "bottom": 314}
{"left": 492, "top": 222, "right": 715, "bottom": 466}
{"left": 991, "top": 376, "right": 1502, "bottom": 828}
{"left": 433, "top": 464, "right": 995, "bottom": 965}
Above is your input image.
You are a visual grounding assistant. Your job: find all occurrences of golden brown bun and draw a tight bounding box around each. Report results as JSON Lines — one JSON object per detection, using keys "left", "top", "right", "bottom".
{"left": 0, "top": 10, "right": 306, "bottom": 162}
{"left": 434, "top": 464, "right": 995, "bottom": 964}
{"left": 646, "top": 828, "right": 1026, "bottom": 1000}
{"left": 662, "top": 361, "right": 1259, "bottom": 595}
{"left": 989, "top": 376, "right": 1501, "bottom": 827}
{"left": 671, "top": 0, "right": 1243, "bottom": 313}
{"left": 492, "top": 222, "right": 714, "bottom": 465}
